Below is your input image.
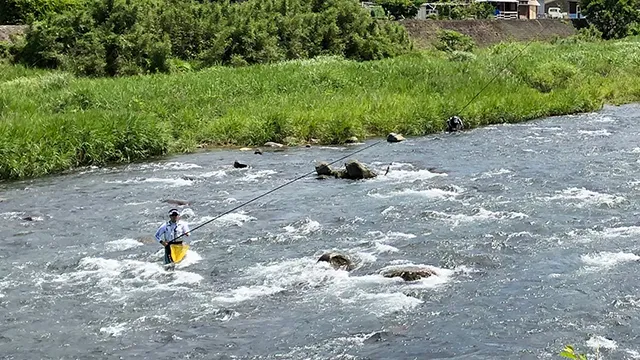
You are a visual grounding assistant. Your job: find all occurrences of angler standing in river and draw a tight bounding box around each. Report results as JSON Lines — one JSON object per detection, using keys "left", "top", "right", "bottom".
{"left": 155, "top": 208, "right": 190, "bottom": 264}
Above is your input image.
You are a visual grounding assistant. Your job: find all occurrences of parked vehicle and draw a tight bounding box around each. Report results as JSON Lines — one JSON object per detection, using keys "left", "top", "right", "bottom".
{"left": 547, "top": 7, "right": 568, "bottom": 19}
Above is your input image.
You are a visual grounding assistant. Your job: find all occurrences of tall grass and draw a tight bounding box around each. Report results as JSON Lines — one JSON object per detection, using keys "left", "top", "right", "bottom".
{"left": 2, "top": 37, "right": 640, "bottom": 180}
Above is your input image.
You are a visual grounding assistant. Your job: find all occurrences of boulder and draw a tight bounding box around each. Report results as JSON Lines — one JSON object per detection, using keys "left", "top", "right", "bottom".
{"left": 315, "top": 161, "right": 335, "bottom": 177}
{"left": 344, "top": 160, "right": 377, "bottom": 179}
{"left": 317, "top": 252, "right": 354, "bottom": 271}
{"left": 344, "top": 136, "right": 359, "bottom": 144}
{"left": 314, "top": 160, "right": 376, "bottom": 180}
{"left": 387, "top": 133, "right": 405, "bottom": 143}
{"left": 380, "top": 266, "right": 438, "bottom": 281}
{"left": 264, "top": 142, "right": 284, "bottom": 148}
{"left": 233, "top": 161, "right": 248, "bottom": 169}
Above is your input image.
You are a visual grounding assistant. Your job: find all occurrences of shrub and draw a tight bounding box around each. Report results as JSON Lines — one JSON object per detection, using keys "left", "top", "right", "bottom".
{"left": 435, "top": 29, "right": 475, "bottom": 53}
{"left": 14, "top": 0, "right": 413, "bottom": 76}
{"left": 0, "top": 0, "right": 81, "bottom": 24}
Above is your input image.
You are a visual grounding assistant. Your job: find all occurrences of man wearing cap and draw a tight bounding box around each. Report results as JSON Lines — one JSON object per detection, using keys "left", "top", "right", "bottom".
{"left": 155, "top": 208, "right": 190, "bottom": 264}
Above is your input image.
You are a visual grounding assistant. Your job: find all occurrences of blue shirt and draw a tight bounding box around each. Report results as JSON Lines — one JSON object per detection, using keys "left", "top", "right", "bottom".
{"left": 155, "top": 220, "right": 190, "bottom": 243}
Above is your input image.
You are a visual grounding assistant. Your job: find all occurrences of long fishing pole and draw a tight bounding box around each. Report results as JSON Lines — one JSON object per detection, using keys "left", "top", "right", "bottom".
{"left": 454, "top": 20, "right": 549, "bottom": 116}
{"left": 173, "top": 140, "right": 383, "bottom": 240}
{"left": 172, "top": 19, "right": 552, "bottom": 241}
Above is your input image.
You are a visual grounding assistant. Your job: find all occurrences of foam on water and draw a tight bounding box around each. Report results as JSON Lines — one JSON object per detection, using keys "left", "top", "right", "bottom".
{"left": 133, "top": 162, "right": 202, "bottom": 171}
{"left": 276, "top": 218, "right": 322, "bottom": 242}
{"left": 626, "top": 350, "right": 640, "bottom": 359}
{"left": 106, "top": 177, "right": 194, "bottom": 187}
{"left": 211, "top": 255, "right": 455, "bottom": 318}
{"left": 369, "top": 187, "right": 462, "bottom": 200}
{"left": 196, "top": 211, "right": 257, "bottom": 227}
{"left": 472, "top": 168, "right": 512, "bottom": 180}
{"left": 46, "top": 256, "right": 203, "bottom": 302}
{"left": 174, "top": 250, "right": 203, "bottom": 269}
{"left": 213, "top": 285, "right": 286, "bottom": 303}
{"left": 373, "top": 243, "right": 399, "bottom": 253}
{"left": 239, "top": 170, "right": 278, "bottom": 182}
{"left": 368, "top": 163, "right": 447, "bottom": 183}
{"left": 423, "top": 207, "right": 528, "bottom": 226}
{"left": 99, "top": 322, "right": 128, "bottom": 337}
{"left": 543, "top": 187, "right": 626, "bottom": 208}
{"left": 586, "top": 335, "right": 618, "bottom": 350}
{"left": 104, "top": 238, "right": 143, "bottom": 252}
{"left": 578, "top": 129, "right": 612, "bottom": 137}
{"left": 580, "top": 251, "right": 640, "bottom": 271}
{"left": 588, "top": 115, "right": 616, "bottom": 123}
{"left": 529, "top": 126, "right": 564, "bottom": 131}
{"left": 193, "top": 170, "right": 228, "bottom": 179}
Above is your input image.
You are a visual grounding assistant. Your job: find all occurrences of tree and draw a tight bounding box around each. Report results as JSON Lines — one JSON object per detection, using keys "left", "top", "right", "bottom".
{"left": 581, "top": 0, "right": 640, "bottom": 39}
{"left": 375, "top": 0, "right": 422, "bottom": 19}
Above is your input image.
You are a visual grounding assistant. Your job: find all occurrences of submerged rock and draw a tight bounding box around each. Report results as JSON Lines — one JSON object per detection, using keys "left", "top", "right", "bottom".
{"left": 233, "top": 161, "right": 248, "bottom": 168}
{"left": 314, "top": 159, "right": 376, "bottom": 180}
{"left": 264, "top": 142, "right": 284, "bottom": 148}
{"left": 386, "top": 133, "right": 405, "bottom": 143}
{"left": 315, "top": 162, "right": 333, "bottom": 176}
{"left": 343, "top": 160, "right": 376, "bottom": 179}
{"left": 317, "top": 252, "right": 354, "bottom": 271}
{"left": 380, "top": 266, "right": 438, "bottom": 281}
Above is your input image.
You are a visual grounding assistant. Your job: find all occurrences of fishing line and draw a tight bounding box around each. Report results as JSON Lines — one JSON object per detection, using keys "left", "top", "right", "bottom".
{"left": 172, "top": 19, "right": 552, "bottom": 240}
{"left": 173, "top": 140, "right": 383, "bottom": 240}
{"left": 455, "top": 20, "right": 550, "bottom": 115}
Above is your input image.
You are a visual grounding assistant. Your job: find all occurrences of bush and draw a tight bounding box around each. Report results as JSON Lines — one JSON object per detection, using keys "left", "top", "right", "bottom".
{"left": 0, "top": 0, "right": 81, "bottom": 24}
{"left": 435, "top": 29, "right": 475, "bottom": 53}
{"left": 447, "top": 50, "right": 476, "bottom": 62}
{"left": 14, "top": 0, "right": 413, "bottom": 76}
{"left": 374, "top": 0, "right": 422, "bottom": 20}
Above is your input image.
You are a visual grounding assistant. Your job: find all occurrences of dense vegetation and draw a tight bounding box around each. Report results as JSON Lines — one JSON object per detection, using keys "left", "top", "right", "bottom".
{"left": 3, "top": 0, "right": 412, "bottom": 76}
{"left": 2, "top": 33, "right": 640, "bottom": 180}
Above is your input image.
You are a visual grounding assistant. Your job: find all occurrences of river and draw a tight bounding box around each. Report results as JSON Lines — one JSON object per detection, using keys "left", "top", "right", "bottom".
{"left": 2, "top": 104, "right": 640, "bottom": 359}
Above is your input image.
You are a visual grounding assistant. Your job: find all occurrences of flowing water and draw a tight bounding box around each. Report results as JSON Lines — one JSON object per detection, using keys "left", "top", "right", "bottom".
{"left": 2, "top": 104, "right": 640, "bottom": 359}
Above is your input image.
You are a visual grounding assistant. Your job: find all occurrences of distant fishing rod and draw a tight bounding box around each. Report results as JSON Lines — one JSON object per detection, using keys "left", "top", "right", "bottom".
{"left": 453, "top": 21, "right": 550, "bottom": 116}
{"left": 173, "top": 140, "right": 383, "bottom": 240}
{"left": 173, "top": 21, "right": 552, "bottom": 240}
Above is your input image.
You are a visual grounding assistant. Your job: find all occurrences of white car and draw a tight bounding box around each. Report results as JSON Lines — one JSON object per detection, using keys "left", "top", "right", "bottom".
{"left": 548, "top": 7, "right": 568, "bottom": 19}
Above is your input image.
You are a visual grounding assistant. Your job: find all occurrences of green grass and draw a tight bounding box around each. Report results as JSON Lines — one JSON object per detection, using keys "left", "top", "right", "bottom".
{"left": 3, "top": 37, "right": 640, "bottom": 180}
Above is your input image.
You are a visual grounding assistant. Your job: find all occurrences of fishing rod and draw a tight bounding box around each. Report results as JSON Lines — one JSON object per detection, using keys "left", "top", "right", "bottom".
{"left": 172, "top": 20, "right": 552, "bottom": 241}
{"left": 173, "top": 140, "right": 383, "bottom": 240}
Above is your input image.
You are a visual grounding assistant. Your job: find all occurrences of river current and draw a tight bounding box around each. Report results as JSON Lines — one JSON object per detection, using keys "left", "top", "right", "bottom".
{"left": 2, "top": 104, "right": 640, "bottom": 359}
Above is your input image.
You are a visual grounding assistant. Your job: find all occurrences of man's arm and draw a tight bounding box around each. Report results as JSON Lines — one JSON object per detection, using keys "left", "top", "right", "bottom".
{"left": 155, "top": 224, "right": 167, "bottom": 243}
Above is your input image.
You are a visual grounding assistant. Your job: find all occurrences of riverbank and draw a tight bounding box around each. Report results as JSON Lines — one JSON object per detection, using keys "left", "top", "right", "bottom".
{"left": 2, "top": 37, "right": 640, "bottom": 181}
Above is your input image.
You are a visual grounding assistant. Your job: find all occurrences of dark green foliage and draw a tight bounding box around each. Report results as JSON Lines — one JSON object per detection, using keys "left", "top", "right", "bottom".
{"left": 434, "top": 29, "right": 475, "bottom": 53}
{"left": 374, "top": 0, "right": 422, "bottom": 20}
{"left": 14, "top": 0, "right": 413, "bottom": 76}
{"left": 581, "top": 0, "right": 640, "bottom": 39}
{"left": 0, "top": 0, "right": 81, "bottom": 24}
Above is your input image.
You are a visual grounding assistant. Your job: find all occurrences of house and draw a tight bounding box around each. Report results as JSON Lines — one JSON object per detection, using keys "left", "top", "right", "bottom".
{"left": 413, "top": 0, "right": 539, "bottom": 20}
{"left": 518, "top": 0, "right": 540, "bottom": 19}
{"left": 475, "top": 0, "right": 539, "bottom": 19}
